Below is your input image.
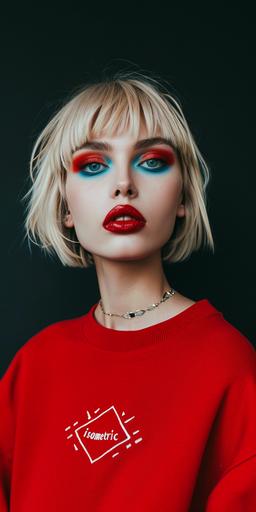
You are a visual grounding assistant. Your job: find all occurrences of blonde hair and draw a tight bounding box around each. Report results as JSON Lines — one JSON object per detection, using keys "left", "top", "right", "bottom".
{"left": 22, "top": 70, "right": 215, "bottom": 267}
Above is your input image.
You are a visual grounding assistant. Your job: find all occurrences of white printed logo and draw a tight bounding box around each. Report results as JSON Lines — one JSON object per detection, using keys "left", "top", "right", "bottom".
{"left": 64, "top": 405, "right": 143, "bottom": 464}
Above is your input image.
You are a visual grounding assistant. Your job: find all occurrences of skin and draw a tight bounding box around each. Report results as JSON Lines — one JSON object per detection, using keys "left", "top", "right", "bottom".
{"left": 64, "top": 122, "right": 195, "bottom": 330}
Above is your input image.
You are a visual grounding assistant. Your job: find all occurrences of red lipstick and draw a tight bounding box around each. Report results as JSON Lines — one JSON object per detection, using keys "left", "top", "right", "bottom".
{"left": 103, "top": 205, "right": 146, "bottom": 234}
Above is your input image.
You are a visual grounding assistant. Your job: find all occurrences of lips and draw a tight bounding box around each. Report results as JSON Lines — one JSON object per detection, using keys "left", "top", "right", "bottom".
{"left": 103, "top": 205, "right": 146, "bottom": 227}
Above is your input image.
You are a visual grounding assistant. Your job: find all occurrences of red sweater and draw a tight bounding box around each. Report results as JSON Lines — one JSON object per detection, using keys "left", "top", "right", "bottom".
{"left": 1, "top": 299, "right": 256, "bottom": 511}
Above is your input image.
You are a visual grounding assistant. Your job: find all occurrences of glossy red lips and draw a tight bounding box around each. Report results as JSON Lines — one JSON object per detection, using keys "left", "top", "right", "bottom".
{"left": 103, "top": 205, "right": 146, "bottom": 234}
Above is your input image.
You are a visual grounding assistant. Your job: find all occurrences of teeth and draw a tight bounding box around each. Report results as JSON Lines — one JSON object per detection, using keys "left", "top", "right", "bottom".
{"left": 114, "top": 215, "right": 135, "bottom": 221}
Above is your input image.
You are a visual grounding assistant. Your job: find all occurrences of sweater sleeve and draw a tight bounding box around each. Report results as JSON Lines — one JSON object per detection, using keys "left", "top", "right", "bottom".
{"left": 205, "top": 335, "right": 256, "bottom": 511}
{"left": 206, "top": 453, "right": 256, "bottom": 511}
{"left": 0, "top": 348, "right": 24, "bottom": 512}
{"left": 189, "top": 330, "right": 256, "bottom": 512}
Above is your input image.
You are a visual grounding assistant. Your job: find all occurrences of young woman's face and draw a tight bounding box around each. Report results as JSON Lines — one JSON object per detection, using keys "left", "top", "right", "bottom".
{"left": 64, "top": 124, "right": 185, "bottom": 263}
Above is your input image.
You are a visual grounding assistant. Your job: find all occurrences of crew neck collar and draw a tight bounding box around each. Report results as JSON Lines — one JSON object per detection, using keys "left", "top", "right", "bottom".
{"left": 81, "top": 299, "right": 220, "bottom": 353}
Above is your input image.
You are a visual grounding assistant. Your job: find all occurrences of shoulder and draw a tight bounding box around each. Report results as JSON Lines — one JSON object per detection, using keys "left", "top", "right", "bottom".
{"left": 26, "top": 314, "right": 84, "bottom": 351}
{"left": 1, "top": 313, "right": 86, "bottom": 380}
{"left": 197, "top": 302, "right": 256, "bottom": 378}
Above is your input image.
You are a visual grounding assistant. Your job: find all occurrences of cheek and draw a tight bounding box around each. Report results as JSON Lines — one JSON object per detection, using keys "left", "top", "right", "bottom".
{"left": 147, "top": 178, "right": 183, "bottom": 237}
{"left": 65, "top": 174, "right": 78, "bottom": 204}
{"left": 151, "top": 174, "right": 183, "bottom": 213}
{"left": 65, "top": 175, "right": 96, "bottom": 219}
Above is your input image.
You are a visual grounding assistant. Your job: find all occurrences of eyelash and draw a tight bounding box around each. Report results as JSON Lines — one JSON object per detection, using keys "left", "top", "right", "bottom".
{"left": 74, "top": 156, "right": 169, "bottom": 176}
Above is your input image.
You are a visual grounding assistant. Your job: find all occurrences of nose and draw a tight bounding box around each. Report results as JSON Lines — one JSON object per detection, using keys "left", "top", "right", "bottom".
{"left": 112, "top": 163, "right": 138, "bottom": 198}
{"left": 113, "top": 181, "right": 138, "bottom": 198}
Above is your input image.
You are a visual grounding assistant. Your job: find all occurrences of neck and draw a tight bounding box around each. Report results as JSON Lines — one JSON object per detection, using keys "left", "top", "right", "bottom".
{"left": 92, "top": 252, "right": 176, "bottom": 330}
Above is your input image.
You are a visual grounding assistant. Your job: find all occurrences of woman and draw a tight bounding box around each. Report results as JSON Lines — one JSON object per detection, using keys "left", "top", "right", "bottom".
{"left": 1, "top": 71, "right": 256, "bottom": 511}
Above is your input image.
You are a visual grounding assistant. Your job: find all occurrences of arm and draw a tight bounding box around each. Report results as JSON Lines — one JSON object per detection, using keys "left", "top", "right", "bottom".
{"left": 190, "top": 333, "right": 256, "bottom": 511}
{"left": 206, "top": 452, "right": 256, "bottom": 511}
{"left": 0, "top": 350, "right": 23, "bottom": 511}
{"left": 206, "top": 338, "right": 256, "bottom": 511}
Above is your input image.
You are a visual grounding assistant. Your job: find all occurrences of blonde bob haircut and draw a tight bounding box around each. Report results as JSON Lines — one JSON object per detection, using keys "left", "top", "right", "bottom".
{"left": 22, "top": 70, "right": 215, "bottom": 268}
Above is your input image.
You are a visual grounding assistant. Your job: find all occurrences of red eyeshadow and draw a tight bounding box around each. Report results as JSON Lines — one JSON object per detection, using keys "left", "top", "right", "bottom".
{"left": 72, "top": 152, "right": 106, "bottom": 173}
{"left": 140, "top": 148, "right": 175, "bottom": 165}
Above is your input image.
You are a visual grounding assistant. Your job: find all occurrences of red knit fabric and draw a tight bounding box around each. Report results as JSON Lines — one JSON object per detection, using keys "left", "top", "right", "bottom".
{"left": 1, "top": 299, "right": 256, "bottom": 511}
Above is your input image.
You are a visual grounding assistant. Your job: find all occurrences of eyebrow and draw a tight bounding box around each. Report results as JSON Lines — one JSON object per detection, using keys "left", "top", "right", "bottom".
{"left": 74, "top": 137, "right": 175, "bottom": 153}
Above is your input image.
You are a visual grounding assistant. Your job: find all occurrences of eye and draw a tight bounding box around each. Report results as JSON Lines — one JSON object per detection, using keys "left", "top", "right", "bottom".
{"left": 72, "top": 155, "right": 109, "bottom": 176}
{"left": 137, "top": 148, "right": 175, "bottom": 172}
{"left": 79, "top": 161, "right": 108, "bottom": 175}
{"left": 139, "top": 157, "right": 168, "bottom": 171}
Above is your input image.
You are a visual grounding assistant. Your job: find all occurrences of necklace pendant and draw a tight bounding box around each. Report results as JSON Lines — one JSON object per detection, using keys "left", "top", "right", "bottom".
{"left": 162, "top": 290, "right": 173, "bottom": 301}
{"left": 148, "top": 303, "right": 158, "bottom": 310}
{"left": 123, "top": 309, "right": 146, "bottom": 319}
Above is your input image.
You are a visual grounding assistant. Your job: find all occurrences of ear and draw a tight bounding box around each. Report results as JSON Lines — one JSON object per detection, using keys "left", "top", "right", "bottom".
{"left": 63, "top": 210, "right": 74, "bottom": 228}
{"left": 176, "top": 203, "right": 185, "bottom": 218}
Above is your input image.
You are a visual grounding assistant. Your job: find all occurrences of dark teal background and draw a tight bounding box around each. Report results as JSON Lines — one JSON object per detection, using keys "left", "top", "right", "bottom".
{"left": 1, "top": 4, "right": 255, "bottom": 376}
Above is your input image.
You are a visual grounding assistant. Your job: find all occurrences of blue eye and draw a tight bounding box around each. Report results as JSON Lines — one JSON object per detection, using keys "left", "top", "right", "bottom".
{"left": 139, "top": 158, "right": 167, "bottom": 171}
{"left": 79, "top": 162, "right": 108, "bottom": 175}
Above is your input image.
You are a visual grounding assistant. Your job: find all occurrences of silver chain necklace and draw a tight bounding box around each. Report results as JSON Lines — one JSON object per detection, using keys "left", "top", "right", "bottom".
{"left": 99, "top": 288, "right": 176, "bottom": 319}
